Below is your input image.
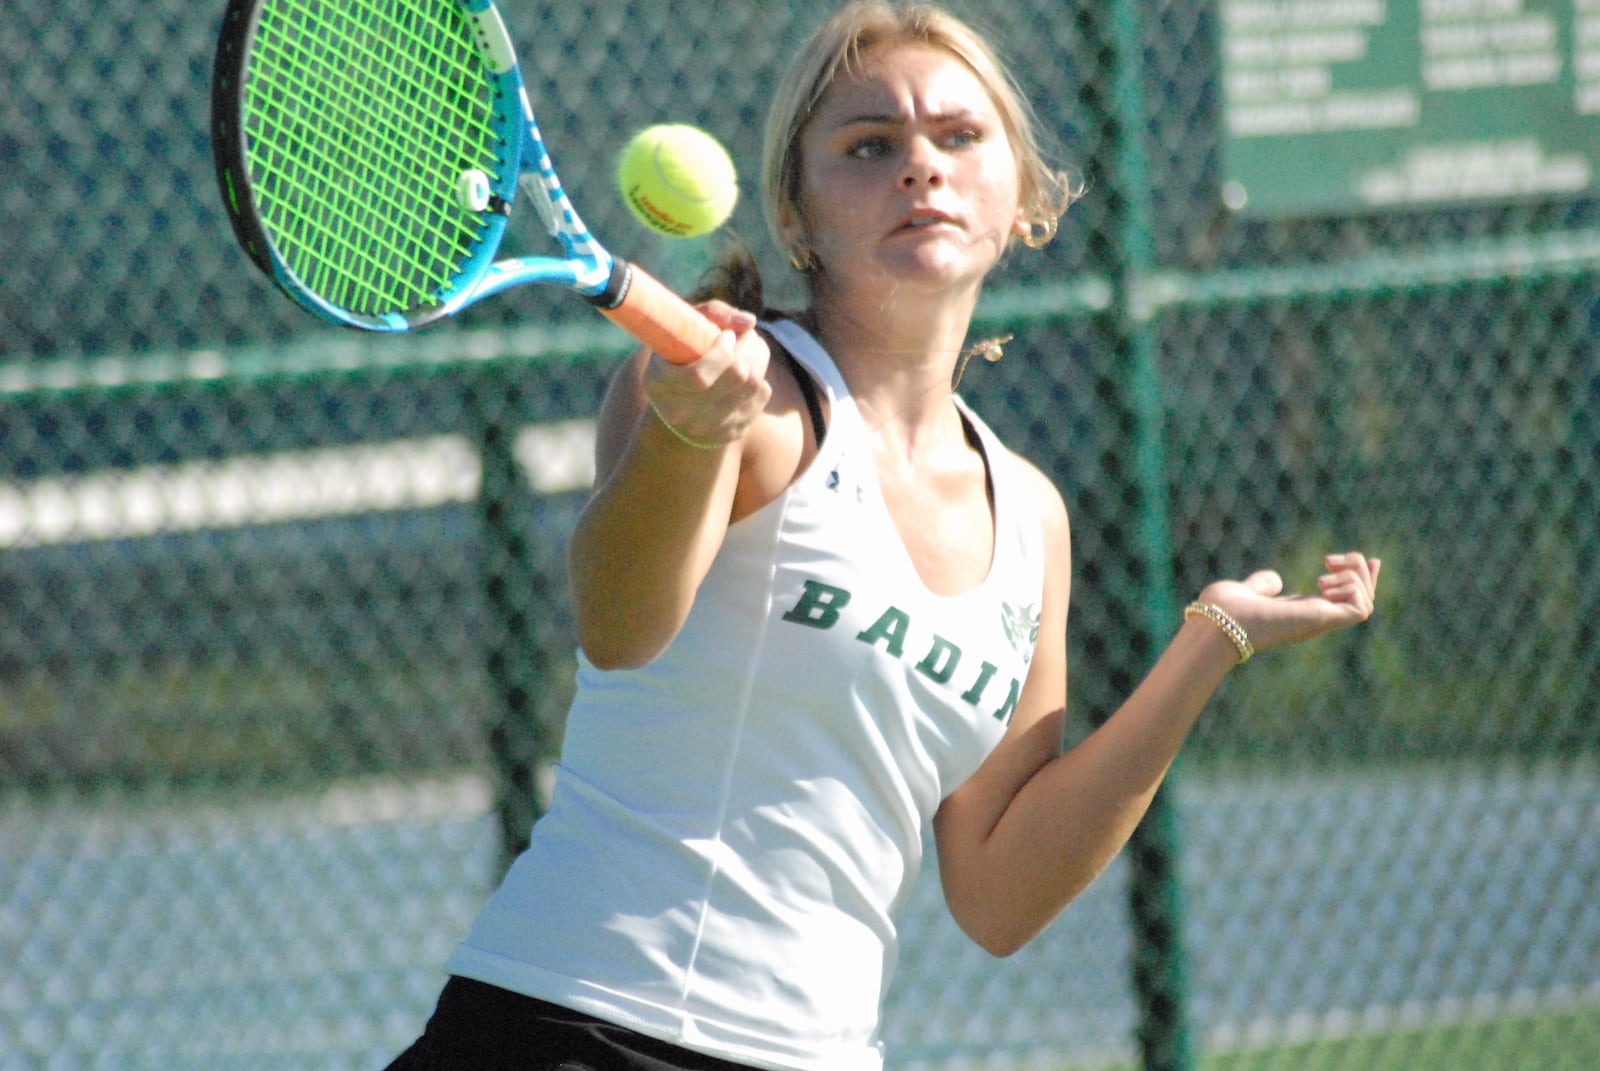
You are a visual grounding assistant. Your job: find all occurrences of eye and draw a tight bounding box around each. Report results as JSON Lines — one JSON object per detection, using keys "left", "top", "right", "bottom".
{"left": 845, "top": 134, "right": 894, "bottom": 160}
{"left": 942, "top": 126, "right": 985, "bottom": 150}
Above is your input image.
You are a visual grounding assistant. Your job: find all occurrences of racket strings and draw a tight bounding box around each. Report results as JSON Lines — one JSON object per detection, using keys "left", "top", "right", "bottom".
{"left": 242, "top": 0, "right": 502, "bottom": 315}
{"left": 261, "top": 0, "right": 478, "bottom": 274}
{"left": 263, "top": 0, "right": 483, "bottom": 301}
{"left": 260, "top": 29, "right": 453, "bottom": 287}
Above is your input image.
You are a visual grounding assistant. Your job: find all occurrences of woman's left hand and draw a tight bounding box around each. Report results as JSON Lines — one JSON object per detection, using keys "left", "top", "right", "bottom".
{"left": 1197, "top": 551, "right": 1382, "bottom": 656}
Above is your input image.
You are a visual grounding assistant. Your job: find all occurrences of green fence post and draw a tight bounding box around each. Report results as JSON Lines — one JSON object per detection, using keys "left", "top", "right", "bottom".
{"left": 1098, "top": 0, "right": 1196, "bottom": 1066}
{"left": 467, "top": 363, "right": 555, "bottom": 873}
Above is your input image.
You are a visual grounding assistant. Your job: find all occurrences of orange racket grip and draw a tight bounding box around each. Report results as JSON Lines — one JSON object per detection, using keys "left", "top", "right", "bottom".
{"left": 593, "top": 261, "right": 721, "bottom": 366}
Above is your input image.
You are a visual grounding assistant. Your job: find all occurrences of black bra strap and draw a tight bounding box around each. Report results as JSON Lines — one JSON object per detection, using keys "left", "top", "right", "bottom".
{"left": 782, "top": 347, "right": 827, "bottom": 447}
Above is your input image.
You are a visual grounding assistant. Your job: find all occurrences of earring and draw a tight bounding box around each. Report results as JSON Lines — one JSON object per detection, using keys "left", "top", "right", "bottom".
{"left": 789, "top": 247, "right": 818, "bottom": 273}
{"left": 1019, "top": 216, "right": 1057, "bottom": 249}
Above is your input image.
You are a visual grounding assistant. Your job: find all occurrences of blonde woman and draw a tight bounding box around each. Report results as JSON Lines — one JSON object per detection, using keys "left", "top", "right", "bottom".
{"left": 386, "top": 3, "right": 1379, "bottom": 1069}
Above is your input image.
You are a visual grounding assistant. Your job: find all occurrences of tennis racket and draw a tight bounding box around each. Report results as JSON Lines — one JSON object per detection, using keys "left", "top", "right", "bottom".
{"left": 210, "top": 0, "right": 719, "bottom": 364}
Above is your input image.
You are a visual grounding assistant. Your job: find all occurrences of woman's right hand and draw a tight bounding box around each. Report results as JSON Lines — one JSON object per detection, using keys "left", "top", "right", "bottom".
{"left": 638, "top": 300, "right": 772, "bottom": 453}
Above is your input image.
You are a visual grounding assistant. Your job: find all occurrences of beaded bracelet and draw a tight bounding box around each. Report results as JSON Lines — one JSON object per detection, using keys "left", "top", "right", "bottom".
{"left": 647, "top": 398, "right": 721, "bottom": 450}
{"left": 1183, "top": 601, "right": 1254, "bottom": 664}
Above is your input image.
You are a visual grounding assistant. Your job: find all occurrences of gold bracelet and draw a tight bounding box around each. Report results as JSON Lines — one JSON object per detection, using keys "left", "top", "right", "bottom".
{"left": 1184, "top": 601, "right": 1253, "bottom": 664}
{"left": 647, "top": 398, "right": 721, "bottom": 450}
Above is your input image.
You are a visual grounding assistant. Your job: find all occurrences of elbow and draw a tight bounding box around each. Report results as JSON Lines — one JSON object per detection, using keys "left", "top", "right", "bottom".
{"left": 572, "top": 592, "right": 685, "bottom": 670}
{"left": 575, "top": 620, "right": 668, "bottom": 672}
{"left": 967, "top": 921, "right": 1037, "bottom": 960}
{"left": 938, "top": 840, "right": 1057, "bottom": 958}
{"left": 947, "top": 901, "right": 1045, "bottom": 959}
{"left": 569, "top": 566, "right": 678, "bottom": 671}
{"left": 579, "top": 643, "right": 649, "bottom": 673}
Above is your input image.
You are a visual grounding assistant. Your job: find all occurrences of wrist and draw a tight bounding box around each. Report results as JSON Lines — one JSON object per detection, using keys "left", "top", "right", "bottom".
{"left": 1182, "top": 601, "right": 1253, "bottom": 665}
{"left": 647, "top": 398, "right": 726, "bottom": 451}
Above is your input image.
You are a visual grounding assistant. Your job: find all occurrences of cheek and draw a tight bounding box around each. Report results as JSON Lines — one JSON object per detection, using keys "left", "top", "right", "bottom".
{"left": 798, "top": 175, "right": 874, "bottom": 247}
{"left": 794, "top": 161, "right": 847, "bottom": 233}
{"left": 973, "top": 161, "right": 1024, "bottom": 231}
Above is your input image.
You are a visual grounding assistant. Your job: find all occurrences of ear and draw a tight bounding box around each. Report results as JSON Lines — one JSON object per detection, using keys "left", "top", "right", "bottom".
{"left": 778, "top": 200, "right": 807, "bottom": 248}
{"left": 1011, "top": 211, "right": 1032, "bottom": 239}
{"left": 780, "top": 224, "right": 815, "bottom": 267}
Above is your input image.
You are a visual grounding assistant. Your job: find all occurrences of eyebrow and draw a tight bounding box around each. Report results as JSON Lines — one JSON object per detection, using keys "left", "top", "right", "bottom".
{"left": 834, "top": 107, "right": 986, "bottom": 128}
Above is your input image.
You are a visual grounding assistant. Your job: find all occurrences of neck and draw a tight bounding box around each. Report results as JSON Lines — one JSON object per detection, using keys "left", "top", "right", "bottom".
{"left": 806, "top": 277, "right": 981, "bottom": 432}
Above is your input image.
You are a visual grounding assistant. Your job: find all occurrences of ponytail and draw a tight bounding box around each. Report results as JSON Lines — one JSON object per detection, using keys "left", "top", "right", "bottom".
{"left": 687, "top": 239, "right": 777, "bottom": 316}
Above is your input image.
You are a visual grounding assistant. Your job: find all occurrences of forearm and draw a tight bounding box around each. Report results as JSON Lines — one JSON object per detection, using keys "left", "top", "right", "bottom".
{"left": 569, "top": 413, "right": 740, "bottom": 669}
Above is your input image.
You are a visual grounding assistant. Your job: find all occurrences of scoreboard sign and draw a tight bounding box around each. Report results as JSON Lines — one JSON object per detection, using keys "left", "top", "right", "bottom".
{"left": 1221, "top": 0, "right": 1600, "bottom": 215}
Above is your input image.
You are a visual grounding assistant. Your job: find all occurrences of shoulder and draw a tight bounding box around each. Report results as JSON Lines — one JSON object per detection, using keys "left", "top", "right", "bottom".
{"left": 1005, "top": 450, "right": 1071, "bottom": 598}
{"left": 1015, "top": 454, "right": 1070, "bottom": 545}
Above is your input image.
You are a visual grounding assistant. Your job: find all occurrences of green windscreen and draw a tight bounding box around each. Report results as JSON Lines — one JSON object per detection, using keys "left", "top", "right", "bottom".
{"left": 242, "top": 0, "right": 498, "bottom": 315}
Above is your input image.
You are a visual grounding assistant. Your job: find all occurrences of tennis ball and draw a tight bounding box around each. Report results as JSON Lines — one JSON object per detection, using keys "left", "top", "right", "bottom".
{"left": 617, "top": 124, "right": 738, "bottom": 239}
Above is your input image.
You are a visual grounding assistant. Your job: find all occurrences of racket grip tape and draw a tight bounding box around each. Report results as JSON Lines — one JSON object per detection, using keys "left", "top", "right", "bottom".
{"left": 589, "top": 260, "right": 721, "bottom": 366}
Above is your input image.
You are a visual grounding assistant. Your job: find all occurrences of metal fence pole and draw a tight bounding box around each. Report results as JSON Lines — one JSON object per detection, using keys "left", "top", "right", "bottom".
{"left": 1094, "top": 0, "right": 1196, "bottom": 1066}
{"left": 467, "top": 364, "right": 554, "bottom": 874}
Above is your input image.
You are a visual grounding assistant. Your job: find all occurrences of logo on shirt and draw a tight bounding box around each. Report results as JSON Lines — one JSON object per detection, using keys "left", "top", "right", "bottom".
{"left": 779, "top": 577, "right": 1028, "bottom": 725}
{"left": 825, "top": 465, "right": 864, "bottom": 502}
{"left": 1001, "top": 602, "right": 1040, "bottom": 663}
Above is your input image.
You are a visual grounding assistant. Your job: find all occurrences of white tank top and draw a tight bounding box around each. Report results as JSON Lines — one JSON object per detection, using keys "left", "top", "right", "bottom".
{"left": 447, "top": 321, "right": 1048, "bottom": 1071}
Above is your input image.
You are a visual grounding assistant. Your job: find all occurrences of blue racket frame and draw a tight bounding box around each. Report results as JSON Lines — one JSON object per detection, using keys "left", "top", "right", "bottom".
{"left": 214, "top": 0, "right": 624, "bottom": 333}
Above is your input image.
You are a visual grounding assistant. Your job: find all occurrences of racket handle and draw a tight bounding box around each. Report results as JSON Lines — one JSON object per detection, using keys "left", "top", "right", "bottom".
{"left": 592, "top": 261, "right": 721, "bottom": 366}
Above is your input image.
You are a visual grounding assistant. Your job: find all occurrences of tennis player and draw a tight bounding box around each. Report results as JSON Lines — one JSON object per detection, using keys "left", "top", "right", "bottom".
{"left": 385, "top": 2, "right": 1380, "bottom": 1068}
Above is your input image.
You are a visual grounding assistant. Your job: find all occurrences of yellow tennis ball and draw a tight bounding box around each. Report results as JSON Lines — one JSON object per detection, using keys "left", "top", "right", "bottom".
{"left": 617, "top": 124, "right": 738, "bottom": 239}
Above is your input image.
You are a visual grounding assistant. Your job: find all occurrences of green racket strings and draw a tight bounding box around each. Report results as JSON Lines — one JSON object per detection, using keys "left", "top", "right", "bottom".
{"left": 243, "top": 0, "right": 498, "bottom": 315}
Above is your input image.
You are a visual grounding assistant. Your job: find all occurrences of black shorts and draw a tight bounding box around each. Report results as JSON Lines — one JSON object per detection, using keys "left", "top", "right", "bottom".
{"left": 383, "top": 976, "right": 760, "bottom": 1071}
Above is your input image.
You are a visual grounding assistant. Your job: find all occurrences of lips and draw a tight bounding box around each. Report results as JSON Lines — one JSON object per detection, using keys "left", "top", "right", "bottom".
{"left": 893, "top": 209, "right": 960, "bottom": 233}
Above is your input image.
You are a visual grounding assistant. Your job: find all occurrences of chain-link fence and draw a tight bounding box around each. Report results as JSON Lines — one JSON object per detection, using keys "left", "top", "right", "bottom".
{"left": 3, "top": 0, "right": 1598, "bottom": 1069}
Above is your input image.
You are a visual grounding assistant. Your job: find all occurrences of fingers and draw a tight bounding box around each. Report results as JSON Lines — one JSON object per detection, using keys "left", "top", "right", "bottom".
{"left": 1244, "top": 569, "right": 1283, "bottom": 598}
{"left": 1318, "top": 551, "right": 1379, "bottom": 594}
{"left": 694, "top": 299, "right": 758, "bottom": 335}
{"left": 1316, "top": 551, "right": 1380, "bottom": 619}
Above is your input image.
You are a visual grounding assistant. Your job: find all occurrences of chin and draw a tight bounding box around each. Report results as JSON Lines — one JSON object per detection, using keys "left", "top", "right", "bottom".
{"left": 885, "top": 252, "right": 992, "bottom": 290}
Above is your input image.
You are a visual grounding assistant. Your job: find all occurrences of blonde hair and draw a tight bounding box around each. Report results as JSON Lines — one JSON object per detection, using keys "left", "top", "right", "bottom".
{"left": 764, "top": 0, "right": 1076, "bottom": 264}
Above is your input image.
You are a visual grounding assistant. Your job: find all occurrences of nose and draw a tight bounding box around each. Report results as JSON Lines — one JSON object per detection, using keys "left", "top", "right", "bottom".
{"left": 899, "top": 136, "right": 947, "bottom": 189}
